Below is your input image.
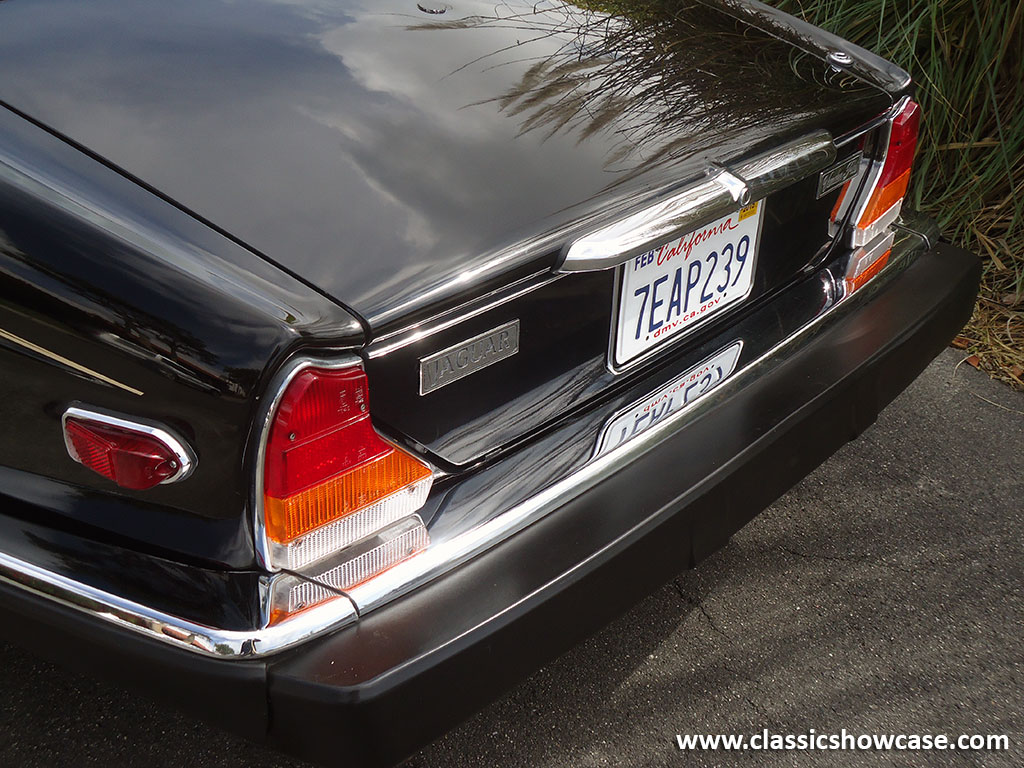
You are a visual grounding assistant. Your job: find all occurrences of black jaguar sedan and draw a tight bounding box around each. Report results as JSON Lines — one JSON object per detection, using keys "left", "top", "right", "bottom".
{"left": 0, "top": 0, "right": 979, "bottom": 765}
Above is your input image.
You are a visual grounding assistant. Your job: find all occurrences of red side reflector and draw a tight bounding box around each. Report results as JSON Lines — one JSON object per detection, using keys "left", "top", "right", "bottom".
{"left": 63, "top": 415, "right": 188, "bottom": 490}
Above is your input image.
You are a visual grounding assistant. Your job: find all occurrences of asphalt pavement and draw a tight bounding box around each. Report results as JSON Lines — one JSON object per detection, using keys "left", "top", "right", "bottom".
{"left": 1, "top": 347, "right": 1021, "bottom": 767}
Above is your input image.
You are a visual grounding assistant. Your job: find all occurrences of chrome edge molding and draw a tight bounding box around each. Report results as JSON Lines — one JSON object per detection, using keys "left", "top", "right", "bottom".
{"left": 846, "top": 96, "right": 912, "bottom": 247}
{"left": 721, "top": 0, "right": 912, "bottom": 93}
{"left": 0, "top": 550, "right": 358, "bottom": 658}
{"left": 368, "top": 269, "right": 556, "bottom": 358}
{"left": 62, "top": 405, "right": 197, "bottom": 485}
{"left": 558, "top": 131, "right": 836, "bottom": 272}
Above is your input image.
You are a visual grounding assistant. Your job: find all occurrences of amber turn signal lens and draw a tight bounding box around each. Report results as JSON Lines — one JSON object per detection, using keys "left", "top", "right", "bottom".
{"left": 845, "top": 249, "right": 891, "bottom": 293}
{"left": 264, "top": 448, "right": 431, "bottom": 544}
{"left": 844, "top": 230, "right": 895, "bottom": 295}
{"left": 859, "top": 168, "right": 912, "bottom": 228}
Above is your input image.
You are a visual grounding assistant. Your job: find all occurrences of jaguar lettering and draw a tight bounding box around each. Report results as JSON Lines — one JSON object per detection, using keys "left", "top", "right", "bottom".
{"left": 419, "top": 320, "right": 520, "bottom": 395}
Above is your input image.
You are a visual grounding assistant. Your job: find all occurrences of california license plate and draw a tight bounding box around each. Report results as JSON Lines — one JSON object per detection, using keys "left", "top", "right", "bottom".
{"left": 612, "top": 201, "right": 764, "bottom": 367}
{"left": 594, "top": 340, "right": 743, "bottom": 458}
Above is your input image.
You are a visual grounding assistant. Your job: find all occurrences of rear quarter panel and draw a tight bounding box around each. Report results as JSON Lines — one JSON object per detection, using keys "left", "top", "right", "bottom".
{"left": 0, "top": 108, "right": 363, "bottom": 568}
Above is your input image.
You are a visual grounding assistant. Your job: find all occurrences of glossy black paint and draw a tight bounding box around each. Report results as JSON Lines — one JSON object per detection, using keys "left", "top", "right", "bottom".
{"left": 0, "top": 493, "right": 265, "bottom": 630}
{"left": 0, "top": 108, "right": 362, "bottom": 568}
{"left": 0, "top": 1, "right": 978, "bottom": 761}
{"left": 391, "top": 214, "right": 901, "bottom": 545}
{"left": 0, "top": 0, "right": 903, "bottom": 563}
{"left": 0, "top": 0, "right": 895, "bottom": 336}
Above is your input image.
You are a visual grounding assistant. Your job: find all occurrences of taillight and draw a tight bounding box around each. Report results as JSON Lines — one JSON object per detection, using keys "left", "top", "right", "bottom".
{"left": 259, "top": 363, "right": 433, "bottom": 571}
{"left": 828, "top": 97, "right": 920, "bottom": 295}
{"left": 62, "top": 408, "right": 195, "bottom": 490}
{"left": 843, "top": 230, "right": 894, "bottom": 295}
{"left": 832, "top": 98, "right": 920, "bottom": 247}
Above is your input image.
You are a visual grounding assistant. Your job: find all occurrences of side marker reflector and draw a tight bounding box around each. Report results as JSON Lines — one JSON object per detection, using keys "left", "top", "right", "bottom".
{"left": 62, "top": 407, "right": 195, "bottom": 490}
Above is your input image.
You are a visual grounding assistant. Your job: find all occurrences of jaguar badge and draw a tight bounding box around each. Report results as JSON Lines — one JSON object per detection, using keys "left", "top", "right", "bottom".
{"left": 419, "top": 320, "right": 520, "bottom": 395}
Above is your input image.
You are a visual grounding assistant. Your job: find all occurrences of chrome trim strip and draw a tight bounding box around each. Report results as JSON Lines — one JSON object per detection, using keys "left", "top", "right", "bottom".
{"left": 0, "top": 328, "right": 143, "bottom": 396}
{"left": 62, "top": 406, "right": 197, "bottom": 485}
{"left": 833, "top": 110, "right": 891, "bottom": 148}
{"left": 843, "top": 96, "right": 911, "bottom": 242}
{"left": 369, "top": 129, "right": 854, "bottom": 354}
{"left": 0, "top": 224, "right": 925, "bottom": 659}
{"left": 0, "top": 550, "right": 358, "bottom": 658}
{"left": 721, "top": 0, "right": 911, "bottom": 94}
{"left": 737, "top": 131, "right": 837, "bottom": 202}
{"left": 367, "top": 269, "right": 556, "bottom": 358}
{"left": 558, "top": 131, "right": 836, "bottom": 272}
{"left": 711, "top": 166, "right": 752, "bottom": 205}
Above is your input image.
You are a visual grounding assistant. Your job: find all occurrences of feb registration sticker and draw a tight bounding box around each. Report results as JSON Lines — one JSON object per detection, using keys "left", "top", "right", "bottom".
{"left": 612, "top": 201, "right": 763, "bottom": 367}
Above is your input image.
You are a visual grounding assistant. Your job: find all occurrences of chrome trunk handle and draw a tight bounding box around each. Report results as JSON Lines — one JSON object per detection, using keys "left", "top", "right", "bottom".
{"left": 557, "top": 131, "right": 836, "bottom": 273}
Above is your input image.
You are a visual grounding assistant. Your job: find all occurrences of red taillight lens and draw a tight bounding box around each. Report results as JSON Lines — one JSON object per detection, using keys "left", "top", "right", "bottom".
{"left": 858, "top": 99, "right": 920, "bottom": 229}
{"left": 261, "top": 365, "right": 433, "bottom": 570}
{"left": 64, "top": 417, "right": 184, "bottom": 490}
{"left": 264, "top": 368, "right": 391, "bottom": 499}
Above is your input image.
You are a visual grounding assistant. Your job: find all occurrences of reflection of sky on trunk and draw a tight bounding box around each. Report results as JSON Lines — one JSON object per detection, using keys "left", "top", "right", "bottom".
{"left": 0, "top": 0, "right": 886, "bottom": 328}
{"left": 0, "top": 0, "right": 626, "bottom": 323}
{"left": 306, "top": 1, "right": 618, "bottom": 250}
{"left": 410, "top": 1, "right": 860, "bottom": 181}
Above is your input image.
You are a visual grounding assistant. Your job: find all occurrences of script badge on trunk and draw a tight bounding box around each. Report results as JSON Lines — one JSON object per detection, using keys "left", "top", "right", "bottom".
{"left": 419, "top": 320, "right": 520, "bottom": 395}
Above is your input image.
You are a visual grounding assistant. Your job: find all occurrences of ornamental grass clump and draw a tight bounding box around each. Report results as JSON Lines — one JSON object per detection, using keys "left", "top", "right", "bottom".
{"left": 771, "top": 0, "right": 1024, "bottom": 388}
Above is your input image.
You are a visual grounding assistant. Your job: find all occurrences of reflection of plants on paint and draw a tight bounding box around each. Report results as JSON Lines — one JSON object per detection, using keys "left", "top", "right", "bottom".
{"left": 410, "top": 0, "right": 868, "bottom": 179}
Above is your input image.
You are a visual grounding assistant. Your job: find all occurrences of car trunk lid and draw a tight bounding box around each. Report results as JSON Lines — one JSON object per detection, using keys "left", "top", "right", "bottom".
{"left": 0, "top": 0, "right": 896, "bottom": 466}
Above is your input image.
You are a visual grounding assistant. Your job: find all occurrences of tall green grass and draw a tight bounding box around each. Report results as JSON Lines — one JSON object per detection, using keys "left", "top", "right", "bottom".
{"left": 771, "top": 0, "right": 1024, "bottom": 386}
{"left": 575, "top": 0, "right": 1022, "bottom": 384}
